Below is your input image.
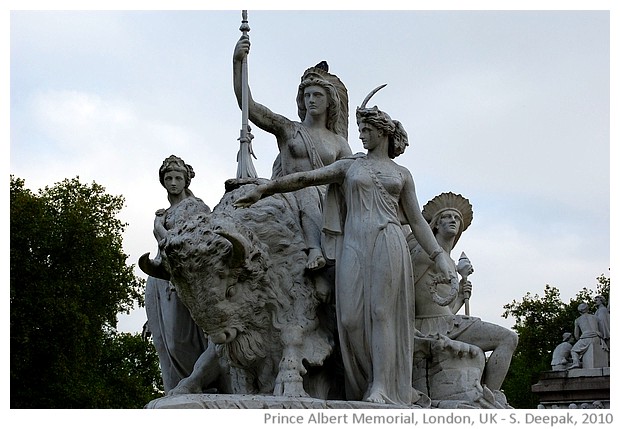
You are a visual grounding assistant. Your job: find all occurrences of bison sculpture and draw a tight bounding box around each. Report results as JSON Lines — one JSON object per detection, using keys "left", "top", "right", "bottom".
{"left": 142, "top": 180, "right": 341, "bottom": 399}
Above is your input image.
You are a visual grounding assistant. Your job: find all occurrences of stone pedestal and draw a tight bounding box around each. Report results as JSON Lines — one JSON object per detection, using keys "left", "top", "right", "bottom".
{"left": 412, "top": 336, "right": 510, "bottom": 409}
{"left": 580, "top": 341, "right": 610, "bottom": 368}
{"left": 146, "top": 393, "right": 422, "bottom": 409}
{"left": 531, "top": 367, "right": 610, "bottom": 409}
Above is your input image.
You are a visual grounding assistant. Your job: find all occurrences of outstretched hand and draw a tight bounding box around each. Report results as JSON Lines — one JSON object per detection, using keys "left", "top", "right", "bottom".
{"left": 233, "top": 186, "right": 263, "bottom": 208}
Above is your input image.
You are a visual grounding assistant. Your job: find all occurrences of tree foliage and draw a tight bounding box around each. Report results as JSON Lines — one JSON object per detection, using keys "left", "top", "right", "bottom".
{"left": 10, "top": 176, "right": 163, "bottom": 408}
{"left": 501, "top": 274, "right": 610, "bottom": 408}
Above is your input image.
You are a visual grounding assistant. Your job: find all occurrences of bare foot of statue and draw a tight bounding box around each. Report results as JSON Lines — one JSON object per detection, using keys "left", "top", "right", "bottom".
{"left": 364, "top": 388, "right": 388, "bottom": 404}
{"left": 307, "top": 247, "right": 326, "bottom": 270}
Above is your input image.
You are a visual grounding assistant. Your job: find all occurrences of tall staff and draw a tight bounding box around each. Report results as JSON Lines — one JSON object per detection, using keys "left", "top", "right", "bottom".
{"left": 236, "top": 10, "right": 257, "bottom": 179}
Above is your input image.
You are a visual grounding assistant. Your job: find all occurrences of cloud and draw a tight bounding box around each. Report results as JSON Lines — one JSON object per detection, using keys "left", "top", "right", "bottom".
{"left": 455, "top": 215, "right": 609, "bottom": 328}
{"left": 9, "top": 10, "right": 610, "bottom": 336}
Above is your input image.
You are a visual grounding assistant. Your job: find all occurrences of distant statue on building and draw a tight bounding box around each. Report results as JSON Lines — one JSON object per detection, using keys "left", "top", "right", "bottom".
{"left": 550, "top": 332, "right": 574, "bottom": 370}
{"left": 594, "top": 295, "right": 610, "bottom": 349}
{"left": 568, "top": 302, "right": 609, "bottom": 369}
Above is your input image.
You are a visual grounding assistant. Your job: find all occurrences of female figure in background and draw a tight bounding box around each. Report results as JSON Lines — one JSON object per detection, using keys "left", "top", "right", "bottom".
{"left": 143, "top": 155, "right": 210, "bottom": 393}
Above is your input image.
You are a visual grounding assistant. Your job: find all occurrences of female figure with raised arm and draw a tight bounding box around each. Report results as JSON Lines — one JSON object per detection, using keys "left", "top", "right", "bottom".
{"left": 233, "top": 35, "right": 352, "bottom": 272}
{"left": 234, "top": 87, "right": 458, "bottom": 405}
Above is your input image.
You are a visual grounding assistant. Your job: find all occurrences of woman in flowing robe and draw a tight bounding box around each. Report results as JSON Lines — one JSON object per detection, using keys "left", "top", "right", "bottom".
{"left": 234, "top": 89, "right": 458, "bottom": 405}
{"left": 143, "top": 155, "right": 210, "bottom": 393}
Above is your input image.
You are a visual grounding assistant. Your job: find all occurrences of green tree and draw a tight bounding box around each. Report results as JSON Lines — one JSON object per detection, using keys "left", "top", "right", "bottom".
{"left": 501, "top": 274, "right": 610, "bottom": 408}
{"left": 94, "top": 330, "right": 163, "bottom": 407}
{"left": 10, "top": 176, "right": 163, "bottom": 408}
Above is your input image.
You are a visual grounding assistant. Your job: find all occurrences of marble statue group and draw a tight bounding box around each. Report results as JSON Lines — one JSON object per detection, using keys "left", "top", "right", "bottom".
{"left": 550, "top": 295, "right": 610, "bottom": 372}
{"left": 139, "top": 13, "right": 520, "bottom": 409}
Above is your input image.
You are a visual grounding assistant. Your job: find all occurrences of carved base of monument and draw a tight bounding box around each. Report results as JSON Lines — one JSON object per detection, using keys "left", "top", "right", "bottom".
{"left": 579, "top": 342, "right": 610, "bottom": 369}
{"left": 412, "top": 336, "right": 511, "bottom": 409}
{"left": 146, "top": 393, "right": 424, "bottom": 409}
{"left": 531, "top": 367, "right": 610, "bottom": 409}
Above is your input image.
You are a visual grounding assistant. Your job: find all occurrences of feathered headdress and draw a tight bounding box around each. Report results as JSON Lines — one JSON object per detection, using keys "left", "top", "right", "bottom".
{"left": 422, "top": 192, "right": 473, "bottom": 246}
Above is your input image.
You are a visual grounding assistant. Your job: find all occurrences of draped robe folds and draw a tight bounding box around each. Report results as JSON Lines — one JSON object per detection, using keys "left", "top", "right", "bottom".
{"left": 595, "top": 305, "right": 610, "bottom": 346}
{"left": 145, "top": 196, "right": 210, "bottom": 393}
{"left": 272, "top": 123, "right": 327, "bottom": 252}
{"left": 145, "top": 277, "right": 208, "bottom": 393}
{"left": 325, "top": 156, "right": 414, "bottom": 405}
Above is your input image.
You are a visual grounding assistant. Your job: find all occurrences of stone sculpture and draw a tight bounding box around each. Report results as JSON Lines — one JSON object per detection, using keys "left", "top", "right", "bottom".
{"left": 144, "top": 186, "right": 339, "bottom": 398}
{"left": 233, "top": 87, "right": 459, "bottom": 406}
{"left": 142, "top": 14, "right": 522, "bottom": 409}
{"left": 409, "top": 192, "right": 518, "bottom": 406}
{"left": 568, "top": 302, "right": 609, "bottom": 369}
{"left": 594, "top": 295, "right": 610, "bottom": 349}
{"left": 142, "top": 102, "right": 517, "bottom": 410}
{"left": 550, "top": 332, "right": 574, "bottom": 370}
{"left": 233, "top": 34, "right": 352, "bottom": 273}
{"left": 139, "top": 155, "right": 210, "bottom": 393}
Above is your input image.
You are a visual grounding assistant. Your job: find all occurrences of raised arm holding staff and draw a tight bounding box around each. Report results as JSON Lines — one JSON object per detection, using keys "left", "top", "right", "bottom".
{"left": 235, "top": 10, "right": 257, "bottom": 179}
{"left": 232, "top": 27, "right": 352, "bottom": 271}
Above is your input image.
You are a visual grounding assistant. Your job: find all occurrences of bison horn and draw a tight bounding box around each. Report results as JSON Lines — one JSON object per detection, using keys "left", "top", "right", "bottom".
{"left": 215, "top": 229, "right": 253, "bottom": 268}
{"left": 138, "top": 252, "right": 171, "bottom": 281}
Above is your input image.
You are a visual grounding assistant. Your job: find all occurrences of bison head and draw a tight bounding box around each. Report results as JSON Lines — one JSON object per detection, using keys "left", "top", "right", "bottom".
{"left": 161, "top": 212, "right": 290, "bottom": 368}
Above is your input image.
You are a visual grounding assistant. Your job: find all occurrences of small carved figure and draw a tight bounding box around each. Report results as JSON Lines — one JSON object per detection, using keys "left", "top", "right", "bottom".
{"left": 140, "top": 155, "right": 210, "bottom": 393}
{"left": 234, "top": 86, "right": 458, "bottom": 405}
{"left": 550, "top": 332, "right": 574, "bottom": 370}
{"left": 594, "top": 295, "right": 610, "bottom": 349}
{"left": 568, "top": 302, "right": 608, "bottom": 369}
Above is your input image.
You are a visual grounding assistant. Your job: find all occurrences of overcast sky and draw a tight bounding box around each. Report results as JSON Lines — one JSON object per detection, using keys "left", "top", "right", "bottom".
{"left": 6, "top": 3, "right": 614, "bottom": 340}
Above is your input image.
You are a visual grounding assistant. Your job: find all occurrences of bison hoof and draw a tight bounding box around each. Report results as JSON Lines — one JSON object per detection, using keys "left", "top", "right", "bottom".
{"left": 274, "top": 370, "right": 308, "bottom": 397}
{"left": 168, "top": 380, "right": 201, "bottom": 396}
{"left": 275, "top": 382, "right": 310, "bottom": 398}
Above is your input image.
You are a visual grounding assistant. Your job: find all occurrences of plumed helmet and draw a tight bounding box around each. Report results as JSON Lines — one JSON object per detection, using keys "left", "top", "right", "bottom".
{"left": 297, "top": 61, "right": 349, "bottom": 139}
